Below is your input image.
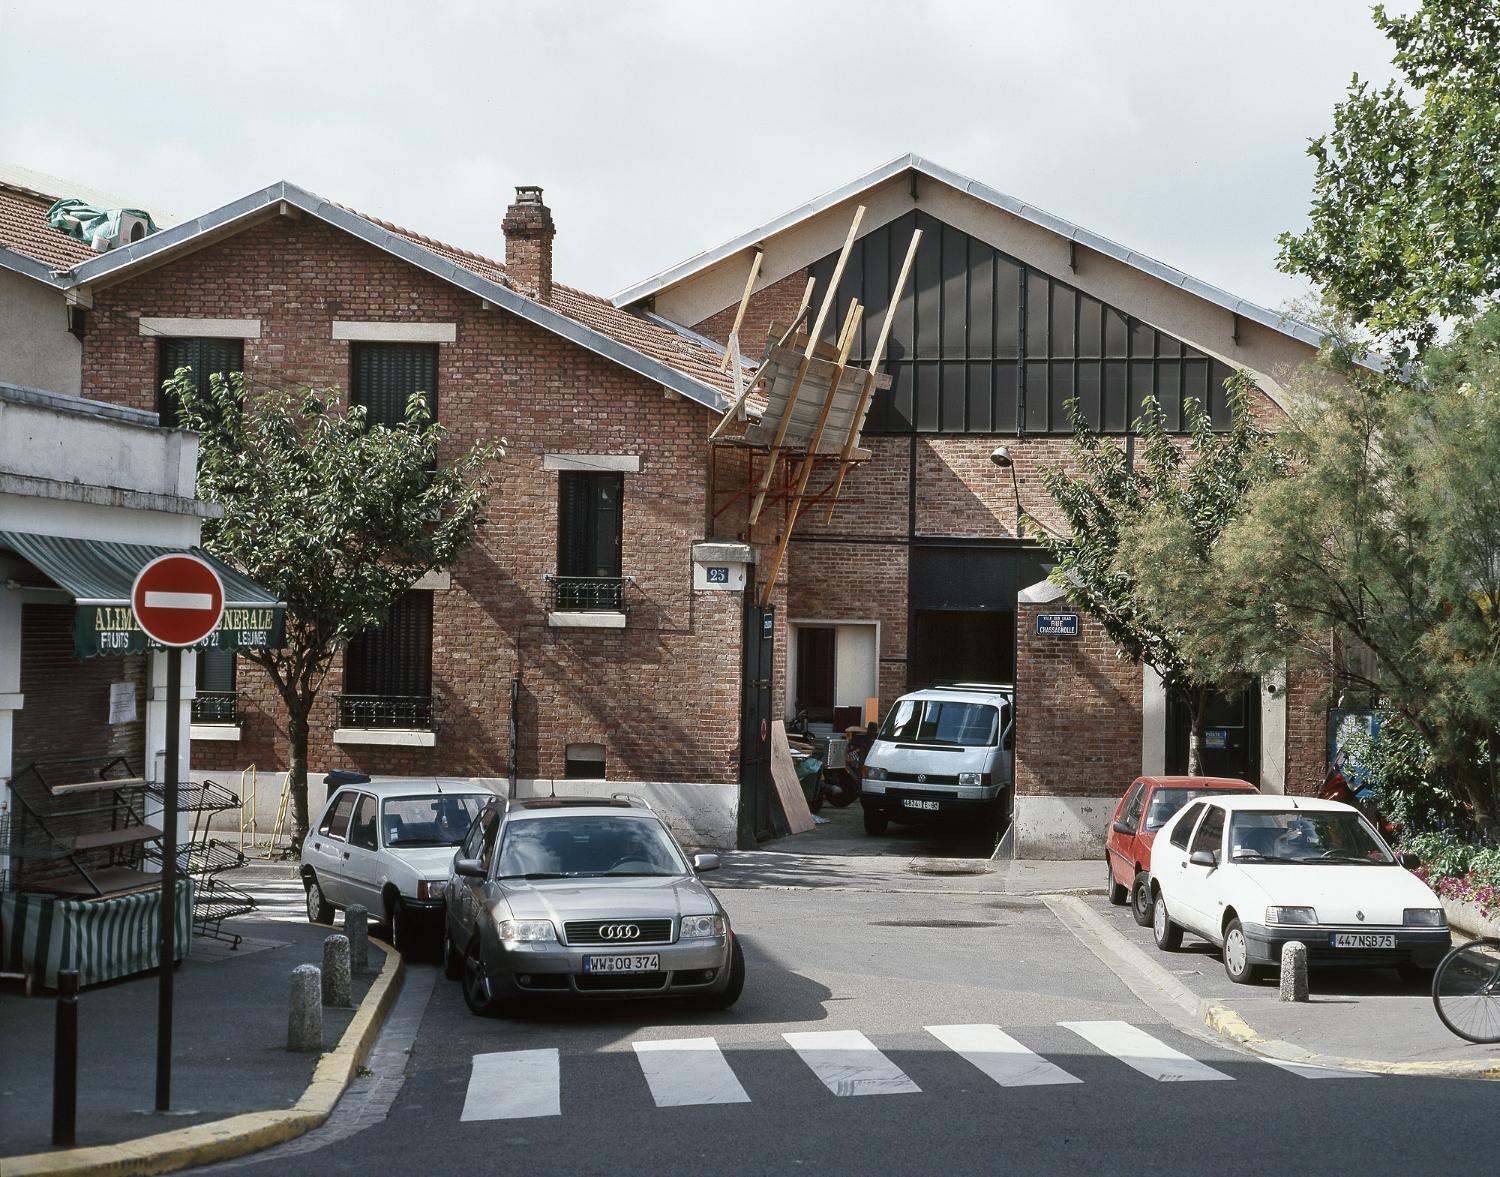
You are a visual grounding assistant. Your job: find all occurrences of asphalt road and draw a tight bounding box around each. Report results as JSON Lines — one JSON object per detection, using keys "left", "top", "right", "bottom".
{"left": 201, "top": 883, "right": 1494, "bottom": 1177}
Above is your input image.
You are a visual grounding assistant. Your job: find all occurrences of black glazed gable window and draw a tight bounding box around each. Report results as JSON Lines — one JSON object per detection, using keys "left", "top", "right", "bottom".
{"left": 807, "top": 210, "right": 1237, "bottom": 436}
{"left": 156, "top": 338, "right": 244, "bottom": 428}
{"left": 350, "top": 342, "right": 438, "bottom": 428}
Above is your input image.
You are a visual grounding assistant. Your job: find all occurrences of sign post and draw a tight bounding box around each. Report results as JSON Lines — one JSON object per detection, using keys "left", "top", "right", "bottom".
{"left": 130, "top": 553, "right": 225, "bottom": 1114}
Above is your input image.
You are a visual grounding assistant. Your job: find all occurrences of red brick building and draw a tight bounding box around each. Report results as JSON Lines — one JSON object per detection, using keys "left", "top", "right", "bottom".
{"left": 616, "top": 155, "right": 1334, "bottom": 856}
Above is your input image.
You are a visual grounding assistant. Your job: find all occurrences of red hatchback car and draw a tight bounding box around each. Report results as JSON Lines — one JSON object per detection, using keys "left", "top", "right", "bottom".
{"left": 1106, "top": 775, "right": 1258, "bottom": 926}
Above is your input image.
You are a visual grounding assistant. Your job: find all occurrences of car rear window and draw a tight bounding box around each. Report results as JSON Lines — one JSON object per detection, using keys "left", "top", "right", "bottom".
{"left": 879, "top": 699, "right": 1002, "bottom": 747}
{"left": 1145, "top": 788, "right": 1248, "bottom": 833}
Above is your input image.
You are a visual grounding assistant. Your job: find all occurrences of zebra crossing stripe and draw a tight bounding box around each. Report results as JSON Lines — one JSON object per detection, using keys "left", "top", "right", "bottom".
{"left": 926, "top": 1024, "right": 1082, "bottom": 1087}
{"left": 633, "top": 1037, "right": 752, "bottom": 1107}
{"left": 461, "top": 1049, "right": 561, "bottom": 1121}
{"left": 783, "top": 1030, "right": 921, "bottom": 1097}
{"left": 1058, "top": 1020, "right": 1234, "bottom": 1082}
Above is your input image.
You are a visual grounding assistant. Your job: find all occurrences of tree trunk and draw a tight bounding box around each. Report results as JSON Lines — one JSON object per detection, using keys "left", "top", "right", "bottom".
{"left": 1187, "top": 689, "right": 1210, "bottom": 776}
{"left": 286, "top": 706, "right": 313, "bottom": 849}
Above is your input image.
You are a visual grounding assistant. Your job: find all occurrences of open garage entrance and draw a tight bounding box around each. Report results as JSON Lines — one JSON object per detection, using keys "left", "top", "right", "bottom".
{"left": 908, "top": 544, "right": 1051, "bottom": 688}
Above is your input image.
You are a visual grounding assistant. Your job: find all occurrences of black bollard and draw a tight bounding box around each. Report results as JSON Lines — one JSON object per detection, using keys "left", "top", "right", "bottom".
{"left": 53, "top": 969, "right": 79, "bottom": 1147}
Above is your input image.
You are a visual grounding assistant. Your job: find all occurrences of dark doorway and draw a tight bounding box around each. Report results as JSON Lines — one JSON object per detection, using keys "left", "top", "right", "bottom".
{"left": 1167, "top": 684, "right": 1260, "bottom": 783}
{"left": 739, "top": 603, "right": 776, "bottom": 846}
{"left": 909, "top": 610, "right": 1014, "bottom": 688}
{"left": 794, "top": 626, "right": 836, "bottom": 722}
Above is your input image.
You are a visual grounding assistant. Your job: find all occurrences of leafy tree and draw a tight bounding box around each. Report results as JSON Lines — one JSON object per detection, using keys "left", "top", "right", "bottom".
{"left": 1219, "top": 312, "right": 1500, "bottom": 837}
{"left": 1036, "top": 379, "right": 1283, "bottom": 772}
{"left": 1277, "top": 0, "right": 1500, "bottom": 363}
{"left": 171, "top": 371, "right": 502, "bottom": 844}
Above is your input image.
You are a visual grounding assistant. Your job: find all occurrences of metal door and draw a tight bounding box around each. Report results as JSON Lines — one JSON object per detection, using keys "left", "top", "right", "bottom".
{"left": 739, "top": 603, "right": 776, "bottom": 846}
{"left": 1167, "top": 684, "right": 1260, "bottom": 782}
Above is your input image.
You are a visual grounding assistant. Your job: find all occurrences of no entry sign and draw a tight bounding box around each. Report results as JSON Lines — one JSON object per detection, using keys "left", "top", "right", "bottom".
{"left": 130, "top": 553, "right": 226, "bottom": 647}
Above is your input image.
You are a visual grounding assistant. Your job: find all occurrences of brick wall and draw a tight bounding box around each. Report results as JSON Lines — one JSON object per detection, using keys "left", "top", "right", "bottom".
{"left": 1284, "top": 661, "right": 1332, "bottom": 796}
{"left": 693, "top": 269, "right": 812, "bottom": 358}
{"left": 1014, "top": 601, "right": 1142, "bottom": 798}
{"left": 81, "top": 215, "right": 745, "bottom": 788}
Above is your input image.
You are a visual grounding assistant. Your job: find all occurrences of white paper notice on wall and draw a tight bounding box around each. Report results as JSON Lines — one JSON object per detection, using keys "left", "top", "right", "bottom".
{"left": 109, "top": 681, "right": 137, "bottom": 725}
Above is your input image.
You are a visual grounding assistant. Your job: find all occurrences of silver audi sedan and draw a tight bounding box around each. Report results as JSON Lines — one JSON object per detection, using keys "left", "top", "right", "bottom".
{"left": 442, "top": 796, "right": 745, "bottom": 1016}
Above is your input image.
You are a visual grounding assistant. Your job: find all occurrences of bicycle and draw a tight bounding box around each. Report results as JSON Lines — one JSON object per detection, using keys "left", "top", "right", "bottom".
{"left": 1432, "top": 937, "right": 1500, "bottom": 1043}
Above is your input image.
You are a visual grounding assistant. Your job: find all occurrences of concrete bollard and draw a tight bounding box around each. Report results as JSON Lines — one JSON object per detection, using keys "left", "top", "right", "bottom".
{"left": 345, "top": 905, "right": 370, "bottom": 975}
{"left": 1279, "top": 941, "right": 1309, "bottom": 1002}
{"left": 323, "top": 935, "right": 352, "bottom": 1008}
{"left": 288, "top": 964, "right": 323, "bottom": 1051}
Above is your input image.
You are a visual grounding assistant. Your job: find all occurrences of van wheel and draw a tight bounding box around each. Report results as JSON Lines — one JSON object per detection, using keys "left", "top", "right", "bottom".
{"left": 1106, "top": 858, "right": 1129, "bottom": 905}
{"left": 863, "top": 808, "right": 888, "bottom": 836}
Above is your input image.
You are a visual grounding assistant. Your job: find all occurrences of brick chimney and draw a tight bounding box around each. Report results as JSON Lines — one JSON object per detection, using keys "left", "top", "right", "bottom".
{"left": 502, "top": 185, "right": 555, "bottom": 303}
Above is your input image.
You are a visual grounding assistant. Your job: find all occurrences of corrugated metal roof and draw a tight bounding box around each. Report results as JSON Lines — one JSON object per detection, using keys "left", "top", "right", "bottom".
{"left": 609, "top": 152, "right": 1333, "bottom": 356}
{"left": 0, "top": 531, "right": 283, "bottom": 608}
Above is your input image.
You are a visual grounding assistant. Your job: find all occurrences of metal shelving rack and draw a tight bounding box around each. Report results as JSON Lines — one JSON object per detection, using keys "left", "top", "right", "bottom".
{"left": 144, "top": 778, "right": 254, "bottom": 948}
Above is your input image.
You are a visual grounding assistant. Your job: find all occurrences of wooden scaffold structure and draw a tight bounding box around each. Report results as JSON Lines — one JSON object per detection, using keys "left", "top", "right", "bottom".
{"left": 709, "top": 207, "right": 922, "bottom": 606}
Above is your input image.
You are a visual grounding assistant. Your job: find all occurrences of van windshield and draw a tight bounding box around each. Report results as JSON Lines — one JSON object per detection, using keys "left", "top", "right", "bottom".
{"left": 879, "top": 699, "right": 1001, "bottom": 747}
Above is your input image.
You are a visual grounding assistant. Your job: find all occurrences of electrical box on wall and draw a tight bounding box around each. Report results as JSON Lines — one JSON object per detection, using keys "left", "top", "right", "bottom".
{"left": 691, "top": 541, "right": 753, "bottom": 592}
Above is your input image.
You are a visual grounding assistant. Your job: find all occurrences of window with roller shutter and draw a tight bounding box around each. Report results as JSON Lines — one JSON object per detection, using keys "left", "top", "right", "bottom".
{"left": 349, "top": 343, "right": 438, "bottom": 427}
{"left": 339, "top": 590, "right": 434, "bottom": 729}
{"left": 554, "top": 472, "right": 624, "bottom": 610}
{"left": 156, "top": 338, "right": 244, "bottom": 428}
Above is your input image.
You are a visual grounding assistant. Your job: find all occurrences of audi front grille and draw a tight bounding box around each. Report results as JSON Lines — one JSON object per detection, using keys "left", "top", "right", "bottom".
{"left": 563, "top": 918, "right": 673, "bottom": 945}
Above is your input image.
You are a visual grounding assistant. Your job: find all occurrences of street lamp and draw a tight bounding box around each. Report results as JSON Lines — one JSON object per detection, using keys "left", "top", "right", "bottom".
{"left": 990, "top": 446, "right": 1026, "bottom": 537}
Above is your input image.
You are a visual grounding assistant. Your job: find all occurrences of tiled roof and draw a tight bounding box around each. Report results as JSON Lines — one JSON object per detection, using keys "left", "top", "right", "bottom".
{"left": 0, "top": 181, "right": 97, "bottom": 270}
{"left": 356, "top": 210, "right": 741, "bottom": 401}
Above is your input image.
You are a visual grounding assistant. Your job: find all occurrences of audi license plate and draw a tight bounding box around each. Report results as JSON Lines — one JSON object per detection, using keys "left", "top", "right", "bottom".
{"left": 1329, "top": 933, "right": 1396, "bottom": 949}
{"left": 583, "top": 954, "right": 659, "bottom": 974}
{"left": 902, "top": 798, "right": 941, "bottom": 811}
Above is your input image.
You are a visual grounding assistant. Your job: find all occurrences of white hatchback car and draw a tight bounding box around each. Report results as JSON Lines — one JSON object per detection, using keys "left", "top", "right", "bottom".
{"left": 1148, "top": 794, "right": 1449, "bottom": 984}
{"left": 301, "top": 777, "right": 494, "bottom": 949}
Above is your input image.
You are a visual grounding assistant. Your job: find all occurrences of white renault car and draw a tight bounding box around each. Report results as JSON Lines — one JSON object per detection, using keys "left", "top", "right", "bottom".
{"left": 1148, "top": 794, "right": 1449, "bottom": 984}
{"left": 301, "top": 776, "right": 494, "bottom": 950}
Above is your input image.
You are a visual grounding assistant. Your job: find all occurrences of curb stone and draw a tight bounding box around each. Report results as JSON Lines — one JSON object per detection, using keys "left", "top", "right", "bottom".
{"left": 0, "top": 938, "right": 406, "bottom": 1177}
{"left": 1045, "top": 894, "right": 1500, "bottom": 1082}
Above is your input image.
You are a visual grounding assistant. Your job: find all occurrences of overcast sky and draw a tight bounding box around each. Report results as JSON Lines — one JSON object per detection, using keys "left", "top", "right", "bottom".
{"left": 1, "top": 1, "right": 1404, "bottom": 313}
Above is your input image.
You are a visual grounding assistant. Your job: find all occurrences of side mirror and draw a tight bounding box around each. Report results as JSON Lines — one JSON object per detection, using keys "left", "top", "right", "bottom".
{"left": 692, "top": 853, "right": 721, "bottom": 873}
{"left": 454, "top": 857, "right": 486, "bottom": 879}
{"left": 1189, "top": 850, "right": 1218, "bottom": 869}
{"left": 1111, "top": 820, "right": 1135, "bottom": 836}
{"left": 1400, "top": 852, "right": 1420, "bottom": 870}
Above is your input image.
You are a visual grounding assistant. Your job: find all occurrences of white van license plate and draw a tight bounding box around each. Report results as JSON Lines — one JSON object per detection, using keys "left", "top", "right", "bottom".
{"left": 902, "top": 799, "right": 941, "bottom": 811}
{"left": 583, "top": 954, "right": 659, "bottom": 973}
{"left": 1329, "top": 933, "right": 1395, "bottom": 949}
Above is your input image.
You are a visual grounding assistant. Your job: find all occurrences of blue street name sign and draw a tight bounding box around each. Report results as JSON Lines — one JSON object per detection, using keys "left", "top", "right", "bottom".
{"left": 1035, "top": 612, "right": 1080, "bottom": 637}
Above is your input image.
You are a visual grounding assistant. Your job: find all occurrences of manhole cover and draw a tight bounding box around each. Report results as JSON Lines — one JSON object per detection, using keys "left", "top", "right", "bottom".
{"left": 908, "top": 858, "right": 993, "bottom": 877}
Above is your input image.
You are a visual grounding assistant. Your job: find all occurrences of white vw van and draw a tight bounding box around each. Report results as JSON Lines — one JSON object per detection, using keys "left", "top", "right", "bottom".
{"left": 859, "top": 685, "right": 1014, "bottom": 837}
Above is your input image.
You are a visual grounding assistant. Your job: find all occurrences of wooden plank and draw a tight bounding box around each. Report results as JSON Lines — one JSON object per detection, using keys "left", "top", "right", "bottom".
{"left": 769, "top": 719, "right": 816, "bottom": 834}
{"left": 709, "top": 277, "right": 815, "bottom": 440}
{"left": 759, "top": 302, "right": 864, "bottom": 602}
{"left": 823, "top": 227, "right": 924, "bottom": 523}
{"left": 69, "top": 825, "right": 163, "bottom": 851}
{"left": 747, "top": 206, "right": 865, "bottom": 523}
{"left": 719, "top": 248, "right": 764, "bottom": 372}
{"left": 44, "top": 866, "right": 161, "bottom": 899}
{"left": 49, "top": 777, "right": 149, "bottom": 796}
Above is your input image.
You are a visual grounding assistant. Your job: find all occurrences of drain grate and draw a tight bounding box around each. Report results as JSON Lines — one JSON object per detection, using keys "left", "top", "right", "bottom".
{"left": 908, "top": 858, "right": 993, "bottom": 877}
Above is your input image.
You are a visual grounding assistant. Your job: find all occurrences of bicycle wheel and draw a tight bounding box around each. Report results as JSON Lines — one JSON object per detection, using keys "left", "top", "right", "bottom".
{"left": 1432, "top": 938, "right": 1500, "bottom": 1044}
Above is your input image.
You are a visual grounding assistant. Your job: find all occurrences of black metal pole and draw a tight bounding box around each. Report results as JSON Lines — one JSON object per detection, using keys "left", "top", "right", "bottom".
{"left": 155, "top": 646, "right": 181, "bottom": 1112}
{"left": 53, "top": 968, "right": 78, "bottom": 1147}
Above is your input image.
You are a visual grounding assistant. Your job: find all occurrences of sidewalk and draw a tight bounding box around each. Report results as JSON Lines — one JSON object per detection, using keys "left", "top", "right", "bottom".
{"left": 0, "top": 910, "right": 378, "bottom": 1158}
{"left": 1061, "top": 893, "right": 1500, "bottom": 1076}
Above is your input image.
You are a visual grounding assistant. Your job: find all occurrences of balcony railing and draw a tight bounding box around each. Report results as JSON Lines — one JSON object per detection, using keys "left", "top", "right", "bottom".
{"left": 191, "top": 691, "right": 239, "bottom": 725}
{"left": 546, "top": 575, "right": 632, "bottom": 612}
{"left": 336, "top": 694, "right": 434, "bottom": 731}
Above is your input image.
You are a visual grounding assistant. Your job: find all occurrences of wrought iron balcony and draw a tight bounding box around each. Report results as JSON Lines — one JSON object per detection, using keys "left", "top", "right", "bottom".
{"left": 546, "top": 575, "right": 633, "bottom": 612}
{"left": 191, "top": 691, "right": 239, "bottom": 725}
{"left": 336, "top": 694, "right": 434, "bottom": 731}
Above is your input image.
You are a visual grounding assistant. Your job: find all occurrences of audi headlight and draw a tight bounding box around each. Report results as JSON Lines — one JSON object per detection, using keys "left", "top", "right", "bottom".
{"left": 1265, "top": 906, "right": 1319, "bottom": 925}
{"left": 494, "top": 918, "right": 556, "bottom": 943}
{"left": 865, "top": 766, "right": 888, "bottom": 781}
{"left": 1404, "top": 908, "right": 1446, "bottom": 928}
{"left": 680, "top": 914, "right": 727, "bottom": 939}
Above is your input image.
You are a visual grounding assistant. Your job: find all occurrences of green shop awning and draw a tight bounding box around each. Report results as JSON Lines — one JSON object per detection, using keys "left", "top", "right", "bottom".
{"left": 0, "top": 531, "right": 285, "bottom": 658}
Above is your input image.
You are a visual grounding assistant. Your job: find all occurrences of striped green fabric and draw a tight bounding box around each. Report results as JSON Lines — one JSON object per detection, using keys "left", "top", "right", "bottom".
{"left": 0, "top": 883, "right": 193, "bottom": 988}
